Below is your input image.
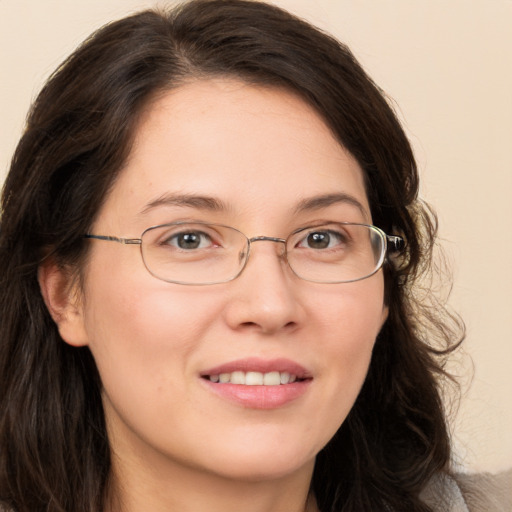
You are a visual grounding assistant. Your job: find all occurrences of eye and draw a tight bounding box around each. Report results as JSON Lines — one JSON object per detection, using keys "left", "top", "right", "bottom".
{"left": 165, "top": 230, "right": 214, "bottom": 250}
{"left": 297, "top": 230, "right": 346, "bottom": 250}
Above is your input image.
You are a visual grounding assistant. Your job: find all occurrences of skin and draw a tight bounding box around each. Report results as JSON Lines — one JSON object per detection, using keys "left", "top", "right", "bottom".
{"left": 41, "top": 79, "right": 388, "bottom": 512}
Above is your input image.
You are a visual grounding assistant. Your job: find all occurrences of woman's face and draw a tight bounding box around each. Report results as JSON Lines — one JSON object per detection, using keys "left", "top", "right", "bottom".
{"left": 63, "top": 80, "right": 387, "bottom": 484}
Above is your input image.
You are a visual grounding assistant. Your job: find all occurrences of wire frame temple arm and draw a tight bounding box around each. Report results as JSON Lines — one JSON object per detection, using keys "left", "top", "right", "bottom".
{"left": 84, "top": 234, "right": 142, "bottom": 245}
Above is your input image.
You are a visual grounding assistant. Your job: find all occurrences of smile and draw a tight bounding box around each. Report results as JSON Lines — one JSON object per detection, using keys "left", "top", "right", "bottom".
{"left": 205, "top": 371, "right": 299, "bottom": 385}
{"left": 200, "top": 358, "right": 312, "bottom": 409}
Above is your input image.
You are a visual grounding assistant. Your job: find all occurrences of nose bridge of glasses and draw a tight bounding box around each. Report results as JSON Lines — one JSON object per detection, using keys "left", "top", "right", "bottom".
{"left": 248, "top": 236, "right": 287, "bottom": 256}
{"left": 248, "top": 235, "right": 287, "bottom": 245}
{"left": 244, "top": 235, "right": 288, "bottom": 265}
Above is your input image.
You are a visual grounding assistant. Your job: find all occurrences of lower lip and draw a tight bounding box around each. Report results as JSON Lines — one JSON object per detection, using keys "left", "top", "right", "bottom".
{"left": 201, "top": 379, "right": 311, "bottom": 409}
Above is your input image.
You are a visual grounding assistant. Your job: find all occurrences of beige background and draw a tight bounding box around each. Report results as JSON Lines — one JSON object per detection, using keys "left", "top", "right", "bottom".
{"left": 1, "top": 0, "right": 511, "bottom": 474}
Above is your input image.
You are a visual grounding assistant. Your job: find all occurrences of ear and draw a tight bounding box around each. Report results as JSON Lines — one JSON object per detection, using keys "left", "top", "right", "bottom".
{"left": 38, "top": 258, "right": 89, "bottom": 347}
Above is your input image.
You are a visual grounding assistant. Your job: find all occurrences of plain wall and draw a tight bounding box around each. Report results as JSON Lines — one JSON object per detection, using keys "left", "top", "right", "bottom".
{"left": 1, "top": 0, "right": 511, "bottom": 474}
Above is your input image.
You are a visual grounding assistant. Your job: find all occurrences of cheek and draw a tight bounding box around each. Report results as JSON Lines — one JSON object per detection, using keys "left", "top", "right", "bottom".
{"left": 82, "top": 279, "right": 228, "bottom": 458}
{"left": 310, "top": 279, "right": 386, "bottom": 433}
{"left": 81, "top": 252, "right": 223, "bottom": 403}
{"left": 85, "top": 285, "right": 216, "bottom": 371}
{"left": 317, "top": 277, "right": 387, "bottom": 352}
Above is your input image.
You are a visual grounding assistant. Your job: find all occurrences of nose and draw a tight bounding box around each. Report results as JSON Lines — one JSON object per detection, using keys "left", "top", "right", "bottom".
{"left": 223, "top": 238, "right": 303, "bottom": 335}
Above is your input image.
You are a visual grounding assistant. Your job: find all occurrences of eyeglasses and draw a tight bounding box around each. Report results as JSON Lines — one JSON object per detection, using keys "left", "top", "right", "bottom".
{"left": 85, "top": 221, "right": 404, "bottom": 285}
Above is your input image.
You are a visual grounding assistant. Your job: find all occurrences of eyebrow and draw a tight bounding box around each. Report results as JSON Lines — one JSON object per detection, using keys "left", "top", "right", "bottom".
{"left": 141, "top": 193, "right": 229, "bottom": 215}
{"left": 141, "top": 191, "right": 369, "bottom": 219}
{"left": 293, "top": 193, "right": 369, "bottom": 219}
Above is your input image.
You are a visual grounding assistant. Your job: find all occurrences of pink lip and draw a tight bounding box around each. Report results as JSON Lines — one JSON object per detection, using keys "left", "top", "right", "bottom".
{"left": 200, "top": 358, "right": 312, "bottom": 410}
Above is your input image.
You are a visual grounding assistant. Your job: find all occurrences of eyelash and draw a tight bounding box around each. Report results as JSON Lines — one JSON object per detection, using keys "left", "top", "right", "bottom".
{"left": 157, "top": 225, "right": 351, "bottom": 253}
{"left": 295, "top": 229, "right": 348, "bottom": 250}
{"left": 161, "top": 230, "right": 217, "bottom": 250}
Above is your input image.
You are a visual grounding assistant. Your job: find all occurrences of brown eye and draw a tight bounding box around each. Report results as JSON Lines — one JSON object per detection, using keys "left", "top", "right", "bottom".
{"left": 298, "top": 230, "right": 345, "bottom": 250}
{"left": 306, "top": 232, "right": 330, "bottom": 249}
{"left": 165, "top": 231, "right": 213, "bottom": 250}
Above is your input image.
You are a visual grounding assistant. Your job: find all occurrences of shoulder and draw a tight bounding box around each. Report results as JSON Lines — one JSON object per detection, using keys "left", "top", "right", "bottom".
{"left": 455, "top": 469, "right": 512, "bottom": 512}
{"left": 420, "top": 469, "right": 512, "bottom": 512}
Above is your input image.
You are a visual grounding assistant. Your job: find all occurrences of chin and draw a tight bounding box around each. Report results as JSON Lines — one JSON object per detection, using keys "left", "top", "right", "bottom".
{"left": 193, "top": 432, "right": 321, "bottom": 483}
{"left": 209, "top": 456, "right": 315, "bottom": 483}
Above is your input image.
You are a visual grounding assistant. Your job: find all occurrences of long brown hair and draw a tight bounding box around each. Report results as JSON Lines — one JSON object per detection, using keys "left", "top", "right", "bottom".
{"left": 0, "top": 1, "right": 464, "bottom": 510}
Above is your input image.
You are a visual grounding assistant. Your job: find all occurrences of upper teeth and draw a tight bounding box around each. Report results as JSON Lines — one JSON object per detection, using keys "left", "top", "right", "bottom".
{"left": 208, "top": 371, "right": 297, "bottom": 385}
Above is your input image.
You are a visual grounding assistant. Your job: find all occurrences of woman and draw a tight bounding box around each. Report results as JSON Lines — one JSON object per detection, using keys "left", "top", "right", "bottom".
{"left": 0, "top": 1, "right": 488, "bottom": 511}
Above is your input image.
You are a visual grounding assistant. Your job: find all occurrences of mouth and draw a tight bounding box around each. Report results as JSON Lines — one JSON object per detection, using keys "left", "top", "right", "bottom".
{"left": 203, "top": 371, "right": 305, "bottom": 385}
{"left": 199, "top": 358, "right": 312, "bottom": 409}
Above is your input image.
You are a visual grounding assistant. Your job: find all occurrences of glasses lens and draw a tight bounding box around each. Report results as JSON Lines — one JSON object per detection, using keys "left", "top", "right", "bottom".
{"left": 140, "top": 223, "right": 248, "bottom": 284}
{"left": 286, "top": 223, "right": 385, "bottom": 283}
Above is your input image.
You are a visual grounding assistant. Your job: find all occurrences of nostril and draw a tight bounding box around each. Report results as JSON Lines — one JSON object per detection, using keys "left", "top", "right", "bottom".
{"left": 237, "top": 320, "right": 298, "bottom": 334}
{"left": 240, "top": 321, "right": 258, "bottom": 328}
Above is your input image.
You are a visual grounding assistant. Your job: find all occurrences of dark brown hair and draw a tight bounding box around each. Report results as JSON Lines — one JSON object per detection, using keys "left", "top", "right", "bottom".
{"left": 0, "top": 1, "right": 463, "bottom": 510}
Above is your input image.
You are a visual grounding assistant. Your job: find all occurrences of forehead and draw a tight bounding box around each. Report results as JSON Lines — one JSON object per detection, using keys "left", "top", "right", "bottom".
{"left": 98, "top": 79, "right": 370, "bottom": 230}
